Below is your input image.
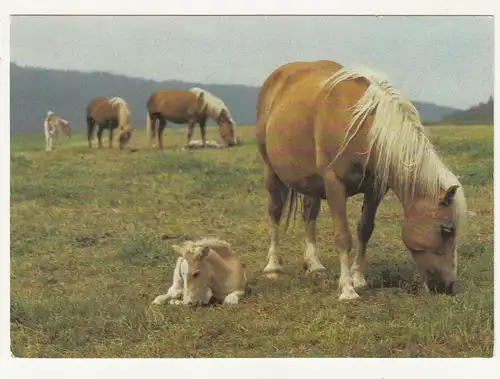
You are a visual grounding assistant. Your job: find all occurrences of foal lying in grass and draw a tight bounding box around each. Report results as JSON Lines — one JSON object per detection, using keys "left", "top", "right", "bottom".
{"left": 183, "top": 137, "right": 242, "bottom": 150}
{"left": 152, "top": 238, "right": 248, "bottom": 306}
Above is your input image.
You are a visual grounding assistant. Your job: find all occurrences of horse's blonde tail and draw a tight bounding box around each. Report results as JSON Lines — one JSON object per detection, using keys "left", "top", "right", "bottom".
{"left": 43, "top": 116, "right": 49, "bottom": 137}
{"left": 146, "top": 111, "right": 152, "bottom": 137}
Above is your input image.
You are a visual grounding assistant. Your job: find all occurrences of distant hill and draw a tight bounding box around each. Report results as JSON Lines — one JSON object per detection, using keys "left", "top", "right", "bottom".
{"left": 10, "top": 63, "right": 462, "bottom": 133}
{"left": 439, "top": 96, "right": 493, "bottom": 125}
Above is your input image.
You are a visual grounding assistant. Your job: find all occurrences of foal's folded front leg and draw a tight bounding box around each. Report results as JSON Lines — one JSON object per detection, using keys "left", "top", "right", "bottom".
{"left": 223, "top": 290, "right": 245, "bottom": 305}
{"left": 152, "top": 257, "right": 184, "bottom": 305}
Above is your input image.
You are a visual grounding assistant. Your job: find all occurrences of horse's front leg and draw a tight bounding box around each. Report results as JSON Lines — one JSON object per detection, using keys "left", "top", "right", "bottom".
{"left": 187, "top": 120, "right": 195, "bottom": 146}
{"left": 152, "top": 257, "right": 184, "bottom": 305}
{"left": 108, "top": 123, "right": 114, "bottom": 148}
{"left": 303, "top": 195, "right": 326, "bottom": 274}
{"left": 199, "top": 118, "right": 207, "bottom": 147}
{"left": 324, "top": 171, "right": 358, "bottom": 300}
{"left": 149, "top": 115, "right": 157, "bottom": 149}
{"left": 45, "top": 135, "right": 52, "bottom": 151}
{"left": 263, "top": 166, "right": 289, "bottom": 279}
{"left": 223, "top": 290, "right": 245, "bottom": 305}
{"left": 351, "top": 189, "right": 386, "bottom": 290}
{"left": 87, "top": 117, "right": 95, "bottom": 148}
{"left": 97, "top": 125, "right": 104, "bottom": 149}
{"left": 157, "top": 118, "right": 166, "bottom": 150}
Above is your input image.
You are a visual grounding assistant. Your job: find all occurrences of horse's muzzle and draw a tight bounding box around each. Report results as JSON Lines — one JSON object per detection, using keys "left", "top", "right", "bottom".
{"left": 226, "top": 138, "right": 240, "bottom": 147}
{"left": 428, "top": 280, "right": 456, "bottom": 295}
{"left": 185, "top": 300, "right": 205, "bottom": 307}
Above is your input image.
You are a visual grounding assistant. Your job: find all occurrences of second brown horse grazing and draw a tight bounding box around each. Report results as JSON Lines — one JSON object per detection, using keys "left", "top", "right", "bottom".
{"left": 86, "top": 96, "right": 133, "bottom": 149}
{"left": 256, "top": 60, "right": 467, "bottom": 301}
{"left": 146, "top": 87, "right": 237, "bottom": 149}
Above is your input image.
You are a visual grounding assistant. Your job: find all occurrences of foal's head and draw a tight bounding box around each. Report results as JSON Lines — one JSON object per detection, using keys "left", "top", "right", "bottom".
{"left": 402, "top": 185, "right": 465, "bottom": 295}
{"left": 172, "top": 242, "right": 213, "bottom": 306}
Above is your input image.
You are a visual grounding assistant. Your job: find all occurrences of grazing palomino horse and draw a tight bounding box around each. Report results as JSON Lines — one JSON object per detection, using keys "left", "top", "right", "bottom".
{"left": 152, "top": 238, "right": 248, "bottom": 306}
{"left": 86, "top": 96, "right": 133, "bottom": 149}
{"left": 43, "top": 111, "right": 71, "bottom": 151}
{"left": 256, "top": 60, "right": 467, "bottom": 301}
{"left": 146, "top": 87, "right": 237, "bottom": 149}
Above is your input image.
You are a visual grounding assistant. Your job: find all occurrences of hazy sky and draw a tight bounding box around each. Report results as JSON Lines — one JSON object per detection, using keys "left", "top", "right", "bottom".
{"left": 10, "top": 15, "right": 493, "bottom": 109}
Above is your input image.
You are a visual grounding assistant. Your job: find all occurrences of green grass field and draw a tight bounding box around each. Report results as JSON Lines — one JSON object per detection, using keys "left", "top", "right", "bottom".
{"left": 10, "top": 125, "right": 493, "bottom": 357}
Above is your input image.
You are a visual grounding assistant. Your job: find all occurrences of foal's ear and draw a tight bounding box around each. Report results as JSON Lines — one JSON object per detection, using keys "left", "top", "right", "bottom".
{"left": 439, "top": 185, "right": 460, "bottom": 205}
{"left": 196, "top": 246, "right": 210, "bottom": 260}
{"left": 172, "top": 245, "right": 184, "bottom": 256}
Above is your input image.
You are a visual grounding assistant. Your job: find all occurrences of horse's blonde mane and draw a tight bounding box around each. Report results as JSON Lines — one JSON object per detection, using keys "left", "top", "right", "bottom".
{"left": 322, "top": 66, "right": 467, "bottom": 238}
{"left": 109, "top": 96, "right": 131, "bottom": 129}
{"left": 184, "top": 237, "right": 231, "bottom": 250}
{"left": 189, "top": 87, "right": 235, "bottom": 123}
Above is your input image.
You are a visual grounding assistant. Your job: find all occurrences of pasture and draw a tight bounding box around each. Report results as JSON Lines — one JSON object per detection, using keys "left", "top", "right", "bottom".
{"left": 10, "top": 124, "right": 493, "bottom": 357}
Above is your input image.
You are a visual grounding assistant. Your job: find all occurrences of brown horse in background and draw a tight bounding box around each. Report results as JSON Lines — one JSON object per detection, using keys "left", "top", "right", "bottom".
{"left": 146, "top": 87, "right": 237, "bottom": 149}
{"left": 86, "top": 96, "right": 133, "bottom": 149}
{"left": 256, "top": 60, "right": 467, "bottom": 301}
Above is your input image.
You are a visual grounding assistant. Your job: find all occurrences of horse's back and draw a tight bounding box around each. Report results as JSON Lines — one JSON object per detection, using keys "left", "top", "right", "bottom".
{"left": 257, "top": 61, "right": 343, "bottom": 138}
{"left": 87, "top": 97, "right": 118, "bottom": 123}
{"left": 257, "top": 60, "right": 374, "bottom": 190}
{"left": 205, "top": 242, "right": 245, "bottom": 272}
{"left": 87, "top": 97, "right": 109, "bottom": 115}
{"left": 46, "top": 113, "right": 58, "bottom": 124}
{"left": 44, "top": 113, "right": 58, "bottom": 134}
{"left": 87, "top": 97, "right": 108, "bottom": 111}
{"left": 209, "top": 245, "right": 247, "bottom": 294}
{"left": 257, "top": 59, "right": 371, "bottom": 141}
{"left": 147, "top": 89, "right": 198, "bottom": 113}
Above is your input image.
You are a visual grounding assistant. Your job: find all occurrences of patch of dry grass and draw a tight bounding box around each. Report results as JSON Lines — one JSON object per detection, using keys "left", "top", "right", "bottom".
{"left": 10, "top": 125, "right": 493, "bottom": 357}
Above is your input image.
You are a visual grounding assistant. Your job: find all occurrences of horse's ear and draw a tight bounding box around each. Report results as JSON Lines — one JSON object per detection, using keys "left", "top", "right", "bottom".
{"left": 439, "top": 185, "right": 460, "bottom": 205}
{"left": 196, "top": 246, "right": 210, "bottom": 260}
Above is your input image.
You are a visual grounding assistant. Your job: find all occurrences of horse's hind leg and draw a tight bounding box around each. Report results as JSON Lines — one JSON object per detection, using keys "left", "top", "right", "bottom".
{"left": 263, "top": 165, "right": 288, "bottom": 279}
{"left": 87, "top": 117, "right": 95, "bottom": 148}
{"left": 157, "top": 118, "right": 166, "bottom": 150}
{"left": 45, "top": 135, "right": 52, "bottom": 151}
{"left": 323, "top": 171, "right": 358, "bottom": 300}
{"left": 149, "top": 115, "right": 157, "bottom": 149}
{"left": 97, "top": 125, "right": 104, "bottom": 149}
{"left": 351, "top": 189, "right": 386, "bottom": 290}
{"left": 108, "top": 121, "right": 115, "bottom": 148}
{"left": 187, "top": 120, "right": 195, "bottom": 146}
{"left": 303, "top": 196, "right": 326, "bottom": 274}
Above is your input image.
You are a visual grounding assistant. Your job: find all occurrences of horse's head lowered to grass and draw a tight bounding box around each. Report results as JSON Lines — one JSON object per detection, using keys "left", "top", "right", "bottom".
{"left": 172, "top": 241, "right": 215, "bottom": 306}
{"left": 190, "top": 87, "right": 238, "bottom": 147}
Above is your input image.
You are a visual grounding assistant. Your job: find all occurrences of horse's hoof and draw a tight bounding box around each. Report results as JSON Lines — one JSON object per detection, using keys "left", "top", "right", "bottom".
{"left": 304, "top": 262, "right": 327, "bottom": 276}
{"left": 152, "top": 297, "right": 165, "bottom": 305}
{"left": 264, "top": 271, "right": 282, "bottom": 280}
{"left": 338, "top": 288, "right": 360, "bottom": 301}
{"left": 353, "top": 278, "right": 368, "bottom": 290}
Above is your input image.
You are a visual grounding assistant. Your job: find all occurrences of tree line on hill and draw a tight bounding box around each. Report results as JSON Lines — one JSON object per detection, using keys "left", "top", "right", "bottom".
{"left": 10, "top": 63, "right": 492, "bottom": 133}
{"left": 438, "top": 96, "right": 493, "bottom": 125}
